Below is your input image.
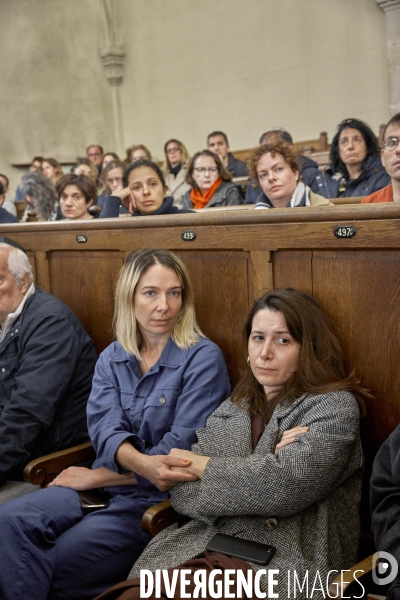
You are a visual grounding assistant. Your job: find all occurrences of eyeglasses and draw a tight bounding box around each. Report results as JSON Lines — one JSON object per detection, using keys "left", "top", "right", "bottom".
{"left": 193, "top": 167, "right": 219, "bottom": 174}
{"left": 382, "top": 137, "right": 400, "bottom": 151}
{"left": 166, "top": 147, "right": 180, "bottom": 154}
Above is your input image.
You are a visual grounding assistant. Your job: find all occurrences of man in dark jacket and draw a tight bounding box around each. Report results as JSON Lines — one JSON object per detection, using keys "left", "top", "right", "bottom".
{"left": 0, "top": 238, "right": 97, "bottom": 487}
{"left": 207, "top": 131, "right": 248, "bottom": 177}
{"left": 0, "top": 182, "right": 18, "bottom": 224}
{"left": 245, "top": 128, "right": 321, "bottom": 203}
{"left": 371, "top": 424, "right": 400, "bottom": 599}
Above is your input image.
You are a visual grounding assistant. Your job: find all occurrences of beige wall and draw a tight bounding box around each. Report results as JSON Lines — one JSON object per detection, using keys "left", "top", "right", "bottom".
{"left": 119, "top": 0, "right": 389, "bottom": 159}
{"left": 0, "top": 0, "right": 389, "bottom": 193}
{"left": 0, "top": 0, "right": 114, "bottom": 192}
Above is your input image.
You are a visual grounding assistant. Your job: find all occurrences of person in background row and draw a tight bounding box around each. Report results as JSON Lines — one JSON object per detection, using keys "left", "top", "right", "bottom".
{"left": 97, "top": 160, "right": 128, "bottom": 214}
{"left": 57, "top": 173, "right": 97, "bottom": 221}
{"left": 20, "top": 172, "right": 61, "bottom": 221}
{"left": 0, "top": 248, "right": 230, "bottom": 599}
{"left": 248, "top": 141, "right": 331, "bottom": 209}
{"left": 125, "top": 144, "right": 152, "bottom": 165}
{"left": 101, "top": 159, "right": 193, "bottom": 218}
{"left": 41, "top": 157, "right": 63, "bottom": 187}
{"left": 96, "top": 288, "right": 369, "bottom": 600}
{"left": 371, "top": 424, "right": 400, "bottom": 600}
{"left": 72, "top": 158, "right": 99, "bottom": 183}
{"left": 0, "top": 238, "right": 97, "bottom": 498}
{"left": 207, "top": 131, "right": 248, "bottom": 177}
{"left": 0, "top": 174, "right": 17, "bottom": 217}
{"left": 0, "top": 182, "right": 18, "bottom": 223}
{"left": 86, "top": 145, "right": 104, "bottom": 175}
{"left": 362, "top": 112, "right": 400, "bottom": 204}
{"left": 15, "top": 157, "right": 45, "bottom": 201}
{"left": 314, "top": 118, "right": 390, "bottom": 199}
{"left": 245, "top": 128, "right": 321, "bottom": 204}
{"left": 180, "top": 150, "right": 242, "bottom": 209}
{"left": 102, "top": 152, "right": 120, "bottom": 170}
{"left": 163, "top": 139, "right": 191, "bottom": 207}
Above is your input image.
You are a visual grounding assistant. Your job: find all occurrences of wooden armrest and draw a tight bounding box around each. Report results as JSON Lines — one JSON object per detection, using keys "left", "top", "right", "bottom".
{"left": 328, "top": 554, "right": 375, "bottom": 598}
{"left": 23, "top": 441, "right": 96, "bottom": 487}
{"left": 141, "top": 499, "right": 180, "bottom": 536}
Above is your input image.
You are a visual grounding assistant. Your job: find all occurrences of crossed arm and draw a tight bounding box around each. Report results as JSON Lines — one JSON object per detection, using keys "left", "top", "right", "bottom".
{"left": 48, "top": 425, "right": 309, "bottom": 491}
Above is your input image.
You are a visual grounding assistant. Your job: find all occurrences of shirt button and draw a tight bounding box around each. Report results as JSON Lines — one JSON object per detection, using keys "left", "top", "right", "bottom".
{"left": 1, "top": 368, "right": 5, "bottom": 373}
{"left": 159, "top": 396, "right": 166, "bottom": 405}
{"left": 15, "top": 329, "right": 18, "bottom": 333}
{"left": 264, "top": 518, "right": 278, "bottom": 529}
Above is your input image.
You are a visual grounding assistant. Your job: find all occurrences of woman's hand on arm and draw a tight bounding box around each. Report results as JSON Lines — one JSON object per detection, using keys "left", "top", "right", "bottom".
{"left": 111, "top": 187, "right": 135, "bottom": 213}
{"left": 115, "top": 440, "right": 199, "bottom": 492}
{"left": 275, "top": 426, "right": 309, "bottom": 453}
{"left": 169, "top": 448, "right": 210, "bottom": 479}
{"left": 47, "top": 466, "right": 138, "bottom": 490}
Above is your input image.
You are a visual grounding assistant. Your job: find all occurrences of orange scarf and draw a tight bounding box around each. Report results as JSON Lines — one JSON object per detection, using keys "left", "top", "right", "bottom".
{"left": 189, "top": 178, "right": 223, "bottom": 209}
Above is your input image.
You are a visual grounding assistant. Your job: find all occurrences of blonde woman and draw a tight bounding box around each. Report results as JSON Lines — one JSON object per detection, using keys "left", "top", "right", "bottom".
{"left": 163, "top": 139, "right": 192, "bottom": 207}
{"left": 0, "top": 249, "right": 230, "bottom": 600}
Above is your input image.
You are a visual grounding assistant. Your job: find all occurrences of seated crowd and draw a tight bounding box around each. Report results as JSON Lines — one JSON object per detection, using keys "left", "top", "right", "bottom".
{"left": 1, "top": 115, "right": 400, "bottom": 600}
{"left": 1, "top": 113, "right": 399, "bottom": 225}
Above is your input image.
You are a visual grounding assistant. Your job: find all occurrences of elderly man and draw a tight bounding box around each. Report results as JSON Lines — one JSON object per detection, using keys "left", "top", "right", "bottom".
{"left": 0, "top": 238, "right": 97, "bottom": 491}
{"left": 362, "top": 113, "right": 400, "bottom": 203}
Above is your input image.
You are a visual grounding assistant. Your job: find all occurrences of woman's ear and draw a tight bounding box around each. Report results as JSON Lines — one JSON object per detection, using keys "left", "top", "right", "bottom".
{"left": 294, "top": 170, "right": 300, "bottom": 182}
{"left": 163, "top": 185, "right": 168, "bottom": 198}
{"left": 87, "top": 198, "right": 94, "bottom": 208}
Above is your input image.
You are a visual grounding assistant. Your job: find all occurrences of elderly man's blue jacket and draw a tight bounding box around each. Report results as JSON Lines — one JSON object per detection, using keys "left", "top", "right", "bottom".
{"left": 0, "top": 287, "right": 97, "bottom": 481}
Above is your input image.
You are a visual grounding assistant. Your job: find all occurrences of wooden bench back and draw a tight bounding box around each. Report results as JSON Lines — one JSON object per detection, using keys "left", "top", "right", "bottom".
{"left": 5, "top": 204, "right": 400, "bottom": 530}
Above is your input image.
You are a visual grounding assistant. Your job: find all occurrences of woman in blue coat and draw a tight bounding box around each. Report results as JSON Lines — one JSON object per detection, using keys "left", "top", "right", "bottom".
{"left": 314, "top": 118, "right": 390, "bottom": 198}
{"left": 0, "top": 248, "right": 230, "bottom": 600}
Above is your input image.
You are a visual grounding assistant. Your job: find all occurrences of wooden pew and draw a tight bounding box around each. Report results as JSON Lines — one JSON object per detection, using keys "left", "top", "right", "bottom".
{"left": 7, "top": 204, "right": 400, "bottom": 551}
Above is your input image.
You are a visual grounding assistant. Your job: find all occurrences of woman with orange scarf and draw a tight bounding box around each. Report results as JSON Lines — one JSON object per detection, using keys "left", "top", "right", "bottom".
{"left": 180, "top": 150, "right": 241, "bottom": 209}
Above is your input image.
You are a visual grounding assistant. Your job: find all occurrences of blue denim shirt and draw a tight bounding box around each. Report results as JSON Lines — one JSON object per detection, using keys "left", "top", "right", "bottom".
{"left": 88, "top": 336, "right": 230, "bottom": 501}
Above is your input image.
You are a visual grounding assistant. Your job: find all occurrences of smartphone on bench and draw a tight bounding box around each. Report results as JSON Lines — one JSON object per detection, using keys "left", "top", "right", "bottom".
{"left": 206, "top": 533, "right": 276, "bottom": 565}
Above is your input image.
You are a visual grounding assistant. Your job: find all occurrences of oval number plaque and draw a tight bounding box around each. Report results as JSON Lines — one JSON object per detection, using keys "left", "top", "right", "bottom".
{"left": 76, "top": 234, "right": 88, "bottom": 243}
{"left": 181, "top": 230, "right": 196, "bottom": 242}
{"left": 334, "top": 226, "right": 357, "bottom": 239}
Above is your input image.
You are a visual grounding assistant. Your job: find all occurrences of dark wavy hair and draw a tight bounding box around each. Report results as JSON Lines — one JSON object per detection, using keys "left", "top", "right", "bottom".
{"left": 231, "top": 289, "right": 370, "bottom": 424}
{"left": 330, "top": 118, "right": 379, "bottom": 177}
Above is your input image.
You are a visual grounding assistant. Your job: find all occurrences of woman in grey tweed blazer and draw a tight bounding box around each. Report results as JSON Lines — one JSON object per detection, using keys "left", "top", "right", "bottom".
{"left": 97, "top": 289, "right": 371, "bottom": 600}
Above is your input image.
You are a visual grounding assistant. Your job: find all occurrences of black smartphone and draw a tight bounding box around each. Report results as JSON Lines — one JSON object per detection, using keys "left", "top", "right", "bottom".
{"left": 206, "top": 533, "right": 276, "bottom": 565}
{"left": 79, "top": 489, "right": 110, "bottom": 513}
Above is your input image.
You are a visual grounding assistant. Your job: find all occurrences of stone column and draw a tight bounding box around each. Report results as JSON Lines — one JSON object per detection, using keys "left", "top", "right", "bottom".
{"left": 376, "top": 0, "right": 400, "bottom": 115}
{"left": 100, "top": 46, "right": 125, "bottom": 156}
{"left": 98, "top": 0, "right": 126, "bottom": 156}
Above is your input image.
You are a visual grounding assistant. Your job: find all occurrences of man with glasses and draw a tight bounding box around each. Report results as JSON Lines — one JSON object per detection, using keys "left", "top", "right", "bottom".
{"left": 362, "top": 113, "right": 400, "bottom": 203}
{"left": 86, "top": 144, "right": 104, "bottom": 175}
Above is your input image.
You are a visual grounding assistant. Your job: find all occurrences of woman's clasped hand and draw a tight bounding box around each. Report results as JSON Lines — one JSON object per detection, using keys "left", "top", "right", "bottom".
{"left": 96, "top": 288, "right": 371, "bottom": 600}
{"left": 0, "top": 248, "right": 230, "bottom": 600}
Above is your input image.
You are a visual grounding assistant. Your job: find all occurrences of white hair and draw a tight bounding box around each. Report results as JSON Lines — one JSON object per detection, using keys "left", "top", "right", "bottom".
{"left": 0, "top": 243, "right": 33, "bottom": 287}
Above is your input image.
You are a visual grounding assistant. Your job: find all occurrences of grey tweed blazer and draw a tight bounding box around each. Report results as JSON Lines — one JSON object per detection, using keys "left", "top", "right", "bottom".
{"left": 131, "top": 391, "right": 362, "bottom": 599}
